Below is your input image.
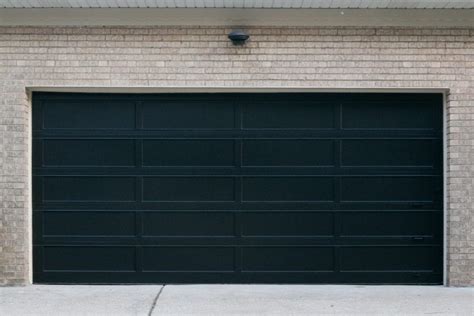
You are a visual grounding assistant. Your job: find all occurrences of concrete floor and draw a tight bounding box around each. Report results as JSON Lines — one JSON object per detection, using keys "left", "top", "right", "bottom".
{"left": 0, "top": 285, "right": 472, "bottom": 316}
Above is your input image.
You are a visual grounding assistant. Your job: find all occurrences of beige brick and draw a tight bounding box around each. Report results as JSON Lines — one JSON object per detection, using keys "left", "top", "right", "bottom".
{"left": 0, "top": 25, "right": 473, "bottom": 287}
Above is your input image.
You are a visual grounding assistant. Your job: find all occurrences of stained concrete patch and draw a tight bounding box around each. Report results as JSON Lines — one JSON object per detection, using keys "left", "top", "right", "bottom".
{"left": 0, "top": 285, "right": 162, "bottom": 316}
{"left": 151, "top": 285, "right": 474, "bottom": 316}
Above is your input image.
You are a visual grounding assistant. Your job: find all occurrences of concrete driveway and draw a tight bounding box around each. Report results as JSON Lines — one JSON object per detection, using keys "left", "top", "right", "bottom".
{"left": 0, "top": 285, "right": 472, "bottom": 316}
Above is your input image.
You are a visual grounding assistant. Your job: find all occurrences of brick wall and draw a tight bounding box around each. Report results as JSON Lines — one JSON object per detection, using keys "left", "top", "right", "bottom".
{"left": 0, "top": 26, "right": 472, "bottom": 286}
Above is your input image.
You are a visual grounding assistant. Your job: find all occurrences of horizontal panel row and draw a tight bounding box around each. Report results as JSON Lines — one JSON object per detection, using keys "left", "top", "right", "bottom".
{"left": 35, "top": 139, "right": 439, "bottom": 168}
{"left": 35, "top": 176, "right": 440, "bottom": 203}
{"left": 37, "top": 211, "right": 441, "bottom": 238}
{"left": 37, "top": 245, "right": 441, "bottom": 272}
{"left": 34, "top": 94, "right": 442, "bottom": 131}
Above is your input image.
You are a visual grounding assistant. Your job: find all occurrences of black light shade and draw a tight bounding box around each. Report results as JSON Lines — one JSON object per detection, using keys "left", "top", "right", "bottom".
{"left": 228, "top": 30, "right": 249, "bottom": 45}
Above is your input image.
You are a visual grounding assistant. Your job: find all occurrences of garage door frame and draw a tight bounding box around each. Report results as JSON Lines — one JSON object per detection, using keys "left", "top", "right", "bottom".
{"left": 27, "top": 87, "right": 448, "bottom": 285}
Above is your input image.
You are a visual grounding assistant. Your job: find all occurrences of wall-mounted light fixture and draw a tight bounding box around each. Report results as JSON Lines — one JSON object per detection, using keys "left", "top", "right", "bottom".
{"left": 228, "top": 30, "right": 249, "bottom": 45}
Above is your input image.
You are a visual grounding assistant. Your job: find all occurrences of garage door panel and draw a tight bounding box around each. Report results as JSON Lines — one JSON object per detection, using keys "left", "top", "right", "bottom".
{"left": 242, "top": 177, "right": 334, "bottom": 202}
{"left": 341, "top": 139, "right": 436, "bottom": 167}
{"left": 242, "top": 247, "right": 334, "bottom": 272}
{"left": 142, "top": 140, "right": 235, "bottom": 167}
{"left": 42, "top": 246, "right": 136, "bottom": 272}
{"left": 242, "top": 101, "right": 335, "bottom": 129}
{"left": 42, "top": 177, "right": 136, "bottom": 202}
{"left": 242, "top": 140, "right": 334, "bottom": 166}
{"left": 341, "top": 94, "right": 441, "bottom": 130}
{"left": 340, "top": 211, "right": 441, "bottom": 238}
{"left": 40, "top": 101, "right": 136, "bottom": 130}
{"left": 41, "top": 211, "right": 136, "bottom": 237}
{"left": 339, "top": 246, "right": 441, "bottom": 272}
{"left": 340, "top": 177, "right": 437, "bottom": 202}
{"left": 33, "top": 92, "right": 443, "bottom": 284}
{"left": 142, "top": 212, "right": 235, "bottom": 237}
{"left": 142, "top": 177, "right": 235, "bottom": 202}
{"left": 142, "top": 101, "right": 235, "bottom": 129}
{"left": 41, "top": 139, "right": 136, "bottom": 167}
{"left": 241, "top": 212, "right": 334, "bottom": 237}
{"left": 143, "top": 247, "right": 235, "bottom": 272}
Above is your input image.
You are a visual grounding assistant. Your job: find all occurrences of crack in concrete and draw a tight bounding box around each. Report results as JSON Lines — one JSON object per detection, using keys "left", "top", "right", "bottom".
{"left": 147, "top": 285, "right": 165, "bottom": 316}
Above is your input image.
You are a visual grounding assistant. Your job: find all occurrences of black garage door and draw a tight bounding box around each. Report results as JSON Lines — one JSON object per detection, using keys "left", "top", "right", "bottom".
{"left": 33, "top": 92, "right": 443, "bottom": 284}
